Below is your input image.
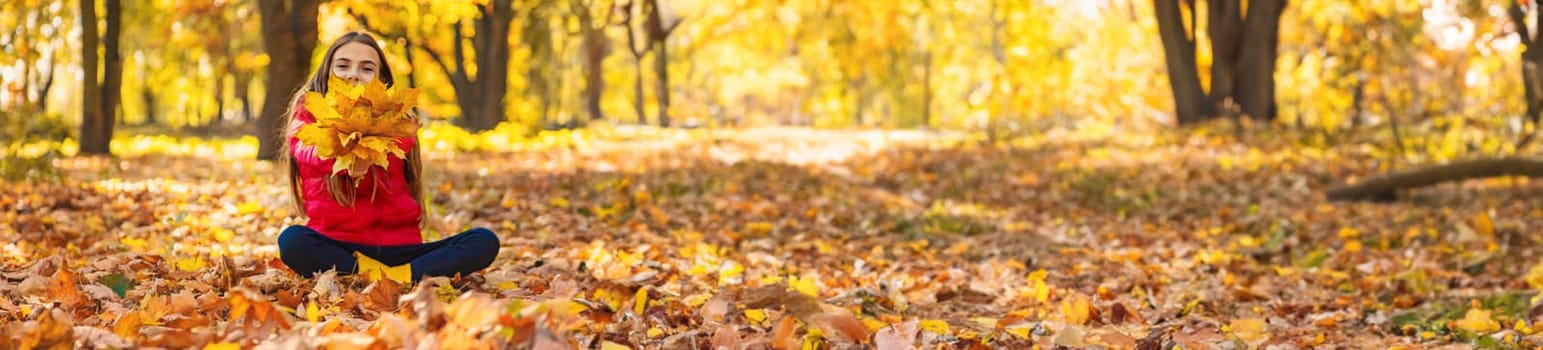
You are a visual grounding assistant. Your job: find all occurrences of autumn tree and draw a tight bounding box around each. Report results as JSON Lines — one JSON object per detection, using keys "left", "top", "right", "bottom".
{"left": 79, "top": 0, "right": 122, "bottom": 155}
{"left": 1, "top": 2, "right": 70, "bottom": 115}
{"left": 519, "top": 2, "right": 561, "bottom": 126}
{"left": 1153, "top": 0, "right": 1287, "bottom": 124}
{"left": 423, "top": 0, "right": 514, "bottom": 132}
{"left": 1511, "top": 0, "right": 1543, "bottom": 143}
{"left": 254, "top": 0, "right": 320, "bottom": 160}
{"left": 576, "top": 0, "right": 615, "bottom": 122}
{"left": 1328, "top": 1, "right": 1543, "bottom": 200}
{"left": 620, "top": 0, "right": 647, "bottom": 124}
{"left": 641, "top": 0, "right": 680, "bottom": 127}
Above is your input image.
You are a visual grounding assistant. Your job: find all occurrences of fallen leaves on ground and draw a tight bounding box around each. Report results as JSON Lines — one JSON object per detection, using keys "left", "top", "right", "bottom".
{"left": 2, "top": 126, "right": 1542, "bottom": 348}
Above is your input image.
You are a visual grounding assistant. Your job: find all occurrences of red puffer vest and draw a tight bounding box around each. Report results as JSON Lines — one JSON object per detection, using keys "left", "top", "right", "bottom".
{"left": 287, "top": 97, "right": 423, "bottom": 246}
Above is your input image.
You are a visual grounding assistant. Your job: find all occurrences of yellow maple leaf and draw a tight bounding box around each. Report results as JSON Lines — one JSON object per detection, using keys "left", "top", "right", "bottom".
{"left": 1472, "top": 212, "right": 1495, "bottom": 237}
{"left": 295, "top": 76, "right": 420, "bottom": 178}
{"left": 1455, "top": 308, "right": 1501, "bottom": 334}
{"left": 305, "top": 301, "right": 321, "bottom": 323}
{"left": 919, "top": 319, "right": 950, "bottom": 334}
{"left": 789, "top": 275, "right": 819, "bottom": 297}
{"left": 174, "top": 256, "right": 205, "bottom": 272}
{"left": 355, "top": 252, "right": 412, "bottom": 284}
{"left": 1060, "top": 295, "right": 1091, "bottom": 325}
{"left": 204, "top": 342, "right": 241, "bottom": 350}
{"left": 1225, "top": 317, "right": 1268, "bottom": 343}
{"left": 1026, "top": 269, "right": 1051, "bottom": 302}
{"left": 634, "top": 287, "right": 649, "bottom": 315}
{"left": 745, "top": 309, "right": 768, "bottom": 325}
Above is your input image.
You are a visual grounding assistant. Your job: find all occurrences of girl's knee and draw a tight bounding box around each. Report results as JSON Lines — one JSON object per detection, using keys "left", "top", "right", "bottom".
{"left": 276, "top": 225, "right": 314, "bottom": 252}
{"left": 464, "top": 228, "right": 500, "bottom": 266}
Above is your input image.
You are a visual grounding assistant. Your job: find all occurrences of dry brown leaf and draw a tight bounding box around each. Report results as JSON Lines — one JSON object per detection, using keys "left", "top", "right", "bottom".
{"left": 770, "top": 316, "right": 800, "bottom": 350}
{"left": 701, "top": 293, "right": 733, "bottom": 323}
{"left": 48, "top": 264, "right": 88, "bottom": 308}
{"left": 227, "top": 287, "right": 294, "bottom": 334}
{"left": 365, "top": 313, "right": 418, "bottom": 349}
{"left": 1101, "top": 332, "right": 1138, "bottom": 348}
{"left": 0, "top": 294, "right": 19, "bottom": 313}
{"left": 18, "top": 306, "right": 74, "bottom": 349}
{"left": 168, "top": 291, "right": 197, "bottom": 314}
{"left": 531, "top": 324, "right": 573, "bottom": 350}
{"left": 874, "top": 320, "right": 920, "bottom": 350}
{"left": 444, "top": 293, "right": 499, "bottom": 330}
{"left": 79, "top": 283, "right": 118, "bottom": 301}
{"left": 807, "top": 310, "right": 870, "bottom": 343}
{"left": 401, "top": 280, "right": 445, "bottom": 331}
{"left": 362, "top": 279, "right": 402, "bottom": 312}
{"left": 313, "top": 270, "right": 342, "bottom": 299}
{"left": 74, "top": 326, "right": 132, "bottom": 348}
{"left": 142, "top": 326, "right": 206, "bottom": 349}
{"left": 1110, "top": 302, "right": 1144, "bottom": 325}
{"left": 709, "top": 324, "right": 743, "bottom": 350}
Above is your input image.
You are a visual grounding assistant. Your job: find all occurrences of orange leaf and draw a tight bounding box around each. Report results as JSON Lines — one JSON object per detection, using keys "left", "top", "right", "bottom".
{"left": 19, "top": 307, "right": 74, "bottom": 349}
{"left": 771, "top": 316, "right": 801, "bottom": 350}
{"left": 48, "top": 265, "right": 87, "bottom": 308}
{"left": 808, "top": 311, "right": 871, "bottom": 343}
{"left": 112, "top": 311, "right": 143, "bottom": 339}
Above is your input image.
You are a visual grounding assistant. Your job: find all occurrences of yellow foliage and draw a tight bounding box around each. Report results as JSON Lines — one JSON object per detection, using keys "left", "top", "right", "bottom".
{"left": 296, "top": 76, "right": 420, "bottom": 178}
{"left": 1225, "top": 317, "right": 1268, "bottom": 343}
{"left": 1455, "top": 308, "right": 1501, "bottom": 334}
{"left": 354, "top": 252, "right": 412, "bottom": 284}
{"left": 919, "top": 319, "right": 949, "bottom": 334}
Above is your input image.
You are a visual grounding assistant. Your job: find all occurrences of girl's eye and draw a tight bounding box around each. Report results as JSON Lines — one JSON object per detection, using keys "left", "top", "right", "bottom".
{"left": 363, "top": 68, "right": 374, "bottom": 73}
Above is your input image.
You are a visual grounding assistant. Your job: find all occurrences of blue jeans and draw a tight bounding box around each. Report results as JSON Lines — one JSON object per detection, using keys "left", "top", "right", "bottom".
{"left": 277, "top": 225, "right": 499, "bottom": 282}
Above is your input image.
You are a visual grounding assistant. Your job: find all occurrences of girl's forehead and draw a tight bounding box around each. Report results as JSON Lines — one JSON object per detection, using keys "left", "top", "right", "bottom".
{"left": 334, "top": 42, "right": 379, "bottom": 63}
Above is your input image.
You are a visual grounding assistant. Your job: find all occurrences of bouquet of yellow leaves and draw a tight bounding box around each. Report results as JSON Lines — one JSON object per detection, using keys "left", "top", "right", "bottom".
{"left": 295, "top": 76, "right": 420, "bottom": 178}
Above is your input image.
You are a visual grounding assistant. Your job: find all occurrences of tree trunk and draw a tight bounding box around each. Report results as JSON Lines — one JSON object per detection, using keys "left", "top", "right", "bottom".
{"left": 852, "top": 78, "right": 866, "bottom": 126}
{"left": 37, "top": 56, "right": 55, "bottom": 112}
{"left": 428, "top": 1, "right": 513, "bottom": 132}
{"left": 520, "top": 5, "right": 553, "bottom": 127}
{"left": 403, "top": 39, "right": 418, "bottom": 88}
{"left": 921, "top": 49, "right": 933, "bottom": 128}
{"left": 80, "top": 0, "right": 121, "bottom": 156}
{"left": 578, "top": 1, "right": 609, "bottom": 122}
{"left": 1206, "top": 0, "right": 1241, "bottom": 115}
{"left": 104, "top": 0, "right": 122, "bottom": 128}
{"left": 642, "top": 0, "right": 678, "bottom": 127}
{"left": 255, "top": 0, "right": 320, "bottom": 160}
{"left": 80, "top": 0, "right": 100, "bottom": 153}
{"left": 1235, "top": 0, "right": 1285, "bottom": 120}
{"left": 633, "top": 58, "right": 646, "bottom": 124}
{"left": 1327, "top": 157, "right": 1543, "bottom": 201}
{"left": 1152, "top": 0, "right": 1209, "bottom": 125}
{"left": 1510, "top": 3, "right": 1543, "bottom": 127}
{"left": 236, "top": 73, "right": 252, "bottom": 122}
{"left": 213, "top": 73, "right": 226, "bottom": 124}
{"left": 474, "top": 0, "right": 513, "bottom": 131}
{"left": 625, "top": 0, "right": 648, "bottom": 124}
{"left": 652, "top": 40, "right": 670, "bottom": 127}
{"left": 143, "top": 85, "right": 156, "bottom": 125}
{"left": 1154, "top": 0, "right": 1284, "bottom": 125}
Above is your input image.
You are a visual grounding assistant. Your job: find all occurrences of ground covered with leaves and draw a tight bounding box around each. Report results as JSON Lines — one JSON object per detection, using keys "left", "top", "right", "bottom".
{"left": 3, "top": 126, "right": 1543, "bottom": 349}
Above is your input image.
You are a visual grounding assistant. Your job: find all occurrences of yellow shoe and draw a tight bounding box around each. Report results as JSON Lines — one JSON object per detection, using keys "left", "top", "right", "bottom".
{"left": 354, "top": 252, "right": 413, "bottom": 283}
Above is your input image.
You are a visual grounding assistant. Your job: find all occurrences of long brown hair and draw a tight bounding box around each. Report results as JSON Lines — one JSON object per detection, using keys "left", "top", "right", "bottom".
{"left": 278, "top": 31, "right": 424, "bottom": 225}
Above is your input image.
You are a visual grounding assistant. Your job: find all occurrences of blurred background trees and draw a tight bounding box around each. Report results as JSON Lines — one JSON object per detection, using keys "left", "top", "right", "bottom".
{"left": 3, "top": 0, "right": 1541, "bottom": 165}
